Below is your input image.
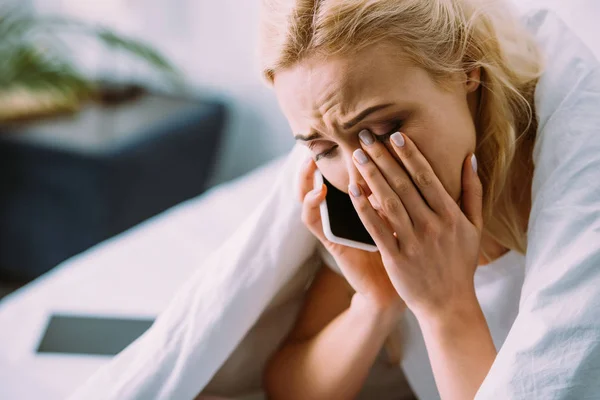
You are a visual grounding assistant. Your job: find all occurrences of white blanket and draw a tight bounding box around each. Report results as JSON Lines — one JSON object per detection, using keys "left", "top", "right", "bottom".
{"left": 68, "top": 141, "right": 319, "bottom": 400}
{"left": 475, "top": 9, "right": 600, "bottom": 399}
{"left": 70, "top": 9, "right": 600, "bottom": 400}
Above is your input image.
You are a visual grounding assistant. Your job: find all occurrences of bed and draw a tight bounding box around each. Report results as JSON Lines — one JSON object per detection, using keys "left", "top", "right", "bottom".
{"left": 0, "top": 155, "right": 284, "bottom": 400}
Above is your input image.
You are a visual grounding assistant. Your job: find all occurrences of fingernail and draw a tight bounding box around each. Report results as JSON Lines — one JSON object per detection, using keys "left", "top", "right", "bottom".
{"left": 471, "top": 154, "right": 478, "bottom": 174}
{"left": 390, "top": 132, "right": 405, "bottom": 147}
{"left": 358, "top": 129, "right": 374, "bottom": 145}
{"left": 349, "top": 183, "right": 362, "bottom": 197}
{"left": 354, "top": 149, "right": 369, "bottom": 165}
{"left": 313, "top": 184, "right": 323, "bottom": 195}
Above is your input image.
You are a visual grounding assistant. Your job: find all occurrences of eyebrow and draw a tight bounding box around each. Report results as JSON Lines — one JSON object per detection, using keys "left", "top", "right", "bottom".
{"left": 294, "top": 131, "right": 322, "bottom": 141}
{"left": 293, "top": 103, "right": 394, "bottom": 141}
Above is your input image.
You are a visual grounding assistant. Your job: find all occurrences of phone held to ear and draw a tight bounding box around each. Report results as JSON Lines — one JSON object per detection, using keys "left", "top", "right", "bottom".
{"left": 314, "top": 170, "right": 378, "bottom": 252}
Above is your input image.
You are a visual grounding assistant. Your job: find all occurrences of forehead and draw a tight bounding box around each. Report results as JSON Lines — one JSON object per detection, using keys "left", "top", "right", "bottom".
{"left": 273, "top": 44, "right": 423, "bottom": 121}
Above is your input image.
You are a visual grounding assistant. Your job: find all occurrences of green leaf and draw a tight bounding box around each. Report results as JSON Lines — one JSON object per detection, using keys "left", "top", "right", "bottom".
{"left": 95, "top": 29, "right": 183, "bottom": 87}
{"left": 0, "top": 7, "right": 184, "bottom": 94}
{"left": 6, "top": 43, "right": 90, "bottom": 94}
{"left": 0, "top": 6, "right": 35, "bottom": 40}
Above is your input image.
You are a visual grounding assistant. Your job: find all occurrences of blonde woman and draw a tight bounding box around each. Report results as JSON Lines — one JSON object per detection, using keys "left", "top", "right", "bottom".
{"left": 260, "top": 0, "right": 600, "bottom": 399}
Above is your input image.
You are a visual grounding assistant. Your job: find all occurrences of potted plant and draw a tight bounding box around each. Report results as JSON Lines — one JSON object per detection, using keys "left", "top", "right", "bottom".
{"left": 0, "top": 6, "right": 182, "bottom": 122}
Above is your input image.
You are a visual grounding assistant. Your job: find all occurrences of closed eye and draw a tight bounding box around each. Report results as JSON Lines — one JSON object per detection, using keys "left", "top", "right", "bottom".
{"left": 374, "top": 120, "right": 403, "bottom": 141}
{"left": 311, "top": 119, "right": 403, "bottom": 162}
{"left": 315, "top": 145, "right": 338, "bottom": 161}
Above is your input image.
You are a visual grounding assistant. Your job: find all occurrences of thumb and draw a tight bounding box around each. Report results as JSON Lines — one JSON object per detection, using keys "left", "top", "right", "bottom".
{"left": 461, "top": 153, "right": 483, "bottom": 231}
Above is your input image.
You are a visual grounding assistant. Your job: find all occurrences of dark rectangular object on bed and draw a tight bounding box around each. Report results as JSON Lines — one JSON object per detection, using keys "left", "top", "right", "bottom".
{"left": 37, "top": 314, "right": 155, "bottom": 356}
{"left": 0, "top": 94, "right": 227, "bottom": 281}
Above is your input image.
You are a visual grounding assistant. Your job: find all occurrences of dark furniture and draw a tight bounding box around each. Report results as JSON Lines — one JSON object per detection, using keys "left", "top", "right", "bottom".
{"left": 0, "top": 94, "right": 227, "bottom": 282}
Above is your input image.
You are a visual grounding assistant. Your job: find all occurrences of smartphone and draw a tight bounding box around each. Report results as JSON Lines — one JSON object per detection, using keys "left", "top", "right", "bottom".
{"left": 314, "top": 170, "right": 378, "bottom": 252}
{"left": 36, "top": 314, "right": 155, "bottom": 356}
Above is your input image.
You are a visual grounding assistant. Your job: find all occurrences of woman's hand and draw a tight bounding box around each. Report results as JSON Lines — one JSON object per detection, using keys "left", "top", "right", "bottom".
{"left": 348, "top": 130, "right": 484, "bottom": 322}
{"left": 298, "top": 157, "right": 406, "bottom": 314}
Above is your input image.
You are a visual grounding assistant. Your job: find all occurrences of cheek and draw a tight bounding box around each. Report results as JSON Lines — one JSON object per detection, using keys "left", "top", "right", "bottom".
{"left": 430, "top": 144, "right": 465, "bottom": 202}
{"left": 318, "top": 160, "right": 350, "bottom": 194}
{"left": 412, "top": 115, "right": 475, "bottom": 202}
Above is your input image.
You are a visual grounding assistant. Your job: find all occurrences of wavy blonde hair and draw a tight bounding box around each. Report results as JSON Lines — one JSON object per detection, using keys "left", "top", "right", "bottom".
{"left": 259, "top": 0, "right": 544, "bottom": 255}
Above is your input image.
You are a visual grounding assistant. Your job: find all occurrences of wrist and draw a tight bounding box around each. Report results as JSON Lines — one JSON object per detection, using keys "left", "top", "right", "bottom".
{"left": 415, "top": 293, "right": 486, "bottom": 338}
{"left": 350, "top": 294, "right": 404, "bottom": 335}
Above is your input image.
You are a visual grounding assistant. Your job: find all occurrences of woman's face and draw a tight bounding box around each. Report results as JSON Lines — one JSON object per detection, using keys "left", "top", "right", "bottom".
{"left": 273, "top": 43, "right": 481, "bottom": 203}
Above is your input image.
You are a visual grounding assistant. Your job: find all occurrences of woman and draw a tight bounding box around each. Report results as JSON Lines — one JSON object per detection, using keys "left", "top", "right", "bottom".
{"left": 259, "top": 0, "right": 600, "bottom": 399}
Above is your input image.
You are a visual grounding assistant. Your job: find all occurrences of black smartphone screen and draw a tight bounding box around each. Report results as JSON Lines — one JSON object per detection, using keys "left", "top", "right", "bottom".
{"left": 323, "top": 177, "right": 376, "bottom": 246}
{"left": 36, "top": 314, "right": 154, "bottom": 356}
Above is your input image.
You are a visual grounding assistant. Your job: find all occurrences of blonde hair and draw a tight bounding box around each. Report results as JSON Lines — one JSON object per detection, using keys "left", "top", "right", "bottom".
{"left": 259, "top": 0, "right": 544, "bottom": 255}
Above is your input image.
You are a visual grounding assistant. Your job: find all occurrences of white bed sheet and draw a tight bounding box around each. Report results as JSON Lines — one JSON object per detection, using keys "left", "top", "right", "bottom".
{"left": 0, "top": 156, "right": 285, "bottom": 400}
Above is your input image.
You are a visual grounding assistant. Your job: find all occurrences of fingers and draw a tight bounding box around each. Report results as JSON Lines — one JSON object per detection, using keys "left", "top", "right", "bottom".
{"left": 461, "top": 153, "right": 484, "bottom": 231}
{"left": 356, "top": 130, "right": 430, "bottom": 230}
{"left": 348, "top": 182, "right": 399, "bottom": 254}
{"left": 352, "top": 142, "right": 415, "bottom": 242}
{"left": 301, "top": 181, "right": 329, "bottom": 242}
{"left": 370, "top": 194, "right": 396, "bottom": 234}
{"left": 298, "top": 156, "right": 331, "bottom": 242}
{"left": 388, "top": 132, "right": 458, "bottom": 219}
{"left": 298, "top": 156, "right": 319, "bottom": 203}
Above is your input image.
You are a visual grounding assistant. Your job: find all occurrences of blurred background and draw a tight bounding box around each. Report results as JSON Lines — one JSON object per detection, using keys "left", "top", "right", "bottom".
{"left": 0, "top": 0, "right": 295, "bottom": 287}
{"left": 0, "top": 0, "right": 598, "bottom": 399}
